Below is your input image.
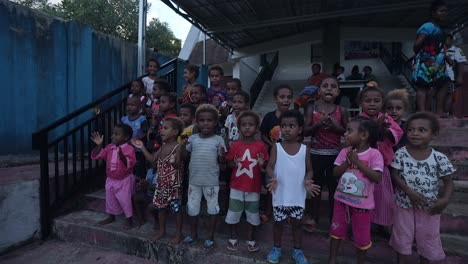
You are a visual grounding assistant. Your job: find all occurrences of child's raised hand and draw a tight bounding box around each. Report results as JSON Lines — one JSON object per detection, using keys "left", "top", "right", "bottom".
{"left": 346, "top": 148, "right": 359, "bottom": 165}
{"left": 131, "top": 139, "right": 144, "bottom": 149}
{"left": 377, "top": 113, "right": 390, "bottom": 128}
{"left": 91, "top": 132, "right": 104, "bottom": 146}
{"left": 427, "top": 198, "right": 449, "bottom": 215}
{"left": 407, "top": 189, "right": 428, "bottom": 209}
{"left": 257, "top": 153, "right": 265, "bottom": 166}
{"left": 304, "top": 179, "right": 321, "bottom": 197}
{"left": 267, "top": 176, "right": 278, "bottom": 194}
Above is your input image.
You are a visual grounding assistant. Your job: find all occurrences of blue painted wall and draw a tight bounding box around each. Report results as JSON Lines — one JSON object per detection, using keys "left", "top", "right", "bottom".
{"left": 0, "top": 0, "right": 138, "bottom": 154}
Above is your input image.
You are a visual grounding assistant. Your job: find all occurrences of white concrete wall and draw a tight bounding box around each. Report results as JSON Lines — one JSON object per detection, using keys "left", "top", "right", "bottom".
{"left": 273, "top": 42, "right": 320, "bottom": 81}
{"left": 0, "top": 180, "right": 40, "bottom": 253}
{"left": 233, "top": 55, "right": 260, "bottom": 92}
{"left": 178, "top": 26, "right": 202, "bottom": 61}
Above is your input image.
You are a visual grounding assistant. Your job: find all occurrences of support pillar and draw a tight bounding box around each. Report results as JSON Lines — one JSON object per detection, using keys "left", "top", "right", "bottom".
{"left": 322, "top": 23, "right": 341, "bottom": 74}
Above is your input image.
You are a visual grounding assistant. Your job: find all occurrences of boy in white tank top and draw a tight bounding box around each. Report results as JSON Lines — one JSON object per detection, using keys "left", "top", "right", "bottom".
{"left": 266, "top": 110, "right": 320, "bottom": 264}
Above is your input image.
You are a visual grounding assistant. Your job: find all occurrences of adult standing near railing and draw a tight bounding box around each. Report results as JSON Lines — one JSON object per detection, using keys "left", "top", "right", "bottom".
{"left": 411, "top": 0, "right": 449, "bottom": 116}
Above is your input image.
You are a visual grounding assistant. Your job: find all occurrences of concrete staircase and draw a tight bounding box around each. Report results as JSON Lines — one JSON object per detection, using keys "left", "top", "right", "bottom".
{"left": 51, "top": 140, "right": 468, "bottom": 264}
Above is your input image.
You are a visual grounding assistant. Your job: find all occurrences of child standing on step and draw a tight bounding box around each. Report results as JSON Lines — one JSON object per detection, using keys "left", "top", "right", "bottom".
{"left": 358, "top": 86, "right": 403, "bottom": 236}
{"left": 142, "top": 58, "right": 160, "bottom": 97}
{"left": 91, "top": 124, "right": 136, "bottom": 229}
{"left": 224, "top": 91, "right": 250, "bottom": 147}
{"left": 225, "top": 110, "right": 269, "bottom": 252}
{"left": 328, "top": 117, "right": 383, "bottom": 264}
{"left": 390, "top": 112, "right": 455, "bottom": 264}
{"left": 384, "top": 89, "right": 410, "bottom": 151}
{"left": 133, "top": 117, "right": 186, "bottom": 243}
{"left": 303, "top": 77, "right": 348, "bottom": 229}
{"left": 183, "top": 104, "right": 226, "bottom": 252}
{"left": 121, "top": 96, "right": 148, "bottom": 179}
{"left": 259, "top": 84, "right": 293, "bottom": 223}
{"left": 179, "top": 64, "right": 199, "bottom": 104}
{"left": 207, "top": 65, "right": 227, "bottom": 104}
{"left": 129, "top": 79, "right": 151, "bottom": 116}
{"left": 266, "top": 110, "right": 320, "bottom": 264}
{"left": 148, "top": 92, "right": 178, "bottom": 152}
{"left": 189, "top": 84, "right": 208, "bottom": 109}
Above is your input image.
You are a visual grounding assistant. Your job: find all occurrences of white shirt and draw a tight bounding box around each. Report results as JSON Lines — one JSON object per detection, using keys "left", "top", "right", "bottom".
{"left": 445, "top": 46, "right": 467, "bottom": 81}
{"left": 142, "top": 76, "right": 155, "bottom": 95}
{"left": 390, "top": 147, "right": 455, "bottom": 209}
{"left": 272, "top": 143, "right": 307, "bottom": 208}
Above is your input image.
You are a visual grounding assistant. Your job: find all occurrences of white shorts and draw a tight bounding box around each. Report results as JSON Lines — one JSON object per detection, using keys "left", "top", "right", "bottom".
{"left": 187, "top": 184, "right": 220, "bottom": 216}
{"left": 225, "top": 189, "right": 260, "bottom": 226}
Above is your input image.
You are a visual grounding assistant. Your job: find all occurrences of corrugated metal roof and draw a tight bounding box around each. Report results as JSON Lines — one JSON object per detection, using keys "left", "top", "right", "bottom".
{"left": 163, "top": 0, "right": 468, "bottom": 49}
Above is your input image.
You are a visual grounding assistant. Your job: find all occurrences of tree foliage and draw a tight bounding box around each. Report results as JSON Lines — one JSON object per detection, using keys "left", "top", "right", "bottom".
{"left": 146, "top": 18, "right": 182, "bottom": 57}
{"left": 14, "top": 0, "right": 181, "bottom": 56}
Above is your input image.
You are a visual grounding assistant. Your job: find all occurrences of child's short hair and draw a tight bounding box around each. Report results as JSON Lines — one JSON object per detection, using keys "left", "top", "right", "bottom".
{"left": 227, "top": 78, "right": 242, "bottom": 88}
{"left": 184, "top": 64, "right": 199, "bottom": 79}
{"left": 193, "top": 83, "right": 207, "bottom": 95}
{"left": 279, "top": 110, "right": 304, "bottom": 127}
{"left": 147, "top": 58, "right": 160, "bottom": 68}
{"left": 349, "top": 116, "right": 379, "bottom": 147}
{"left": 154, "top": 79, "right": 171, "bottom": 93}
{"left": 384, "top": 89, "right": 410, "bottom": 110}
{"left": 357, "top": 85, "right": 385, "bottom": 103}
{"left": 132, "top": 79, "right": 145, "bottom": 90}
{"left": 273, "top": 84, "right": 294, "bottom": 97}
{"left": 209, "top": 65, "right": 224, "bottom": 76}
{"left": 405, "top": 112, "right": 440, "bottom": 135}
{"left": 160, "top": 92, "right": 177, "bottom": 105}
{"left": 233, "top": 91, "right": 250, "bottom": 104}
{"left": 180, "top": 103, "right": 197, "bottom": 116}
{"left": 430, "top": 0, "right": 447, "bottom": 12}
{"left": 115, "top": 123, "right": 133, "bottom": 140}
{"left": 237, "top": 110, "right": 260, "bottom": 127}
{"left": 319, "top": 76, "right": 339, "bottom": 87}
{"left": 164, "top": 116, "right": 185, "bottom": 137}
{"left": 127, "top": 95, "right": 142, "bottom": 105}
{"left": 195, "top": 104, "right": 219, "bottom": 122}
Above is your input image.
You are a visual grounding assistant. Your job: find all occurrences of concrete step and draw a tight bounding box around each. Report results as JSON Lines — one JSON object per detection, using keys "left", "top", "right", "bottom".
{"left": 81, "top": 181, "right": 468, "bottom": 256}
{"left": 0, "top": 240, "right": 160, "bottom": 264}
{"left": 53, "top": 210, "right": 468, "bottom": 264}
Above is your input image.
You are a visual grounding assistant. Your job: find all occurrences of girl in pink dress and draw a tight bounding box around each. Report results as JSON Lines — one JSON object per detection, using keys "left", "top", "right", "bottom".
{"left": 358, "top": 85, "right": 403, "bottom": 234}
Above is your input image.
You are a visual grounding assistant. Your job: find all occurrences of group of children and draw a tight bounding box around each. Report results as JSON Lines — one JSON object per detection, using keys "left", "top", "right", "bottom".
{"left": 90, "top": 61, "right": 456, "bottom": 264}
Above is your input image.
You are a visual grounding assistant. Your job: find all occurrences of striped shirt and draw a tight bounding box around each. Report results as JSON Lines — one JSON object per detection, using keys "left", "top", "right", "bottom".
{"left": 186, "top": 134, "right": 226, "bottom": 186}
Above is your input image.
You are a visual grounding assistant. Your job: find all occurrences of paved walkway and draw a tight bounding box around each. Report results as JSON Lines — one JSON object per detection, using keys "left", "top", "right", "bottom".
{"left": 0, "top": 240, "right": 160, "bottom": 264}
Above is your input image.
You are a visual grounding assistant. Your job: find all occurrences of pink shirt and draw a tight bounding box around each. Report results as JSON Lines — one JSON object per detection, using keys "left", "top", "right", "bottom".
{"left": 91, "top": 143, "right": 136, "bottom": 180}
{"left": 361, "top": 112, "right": 403, "bottom": 166}
{"left": 334, "top": 147, "right": 384, "bottom": 209}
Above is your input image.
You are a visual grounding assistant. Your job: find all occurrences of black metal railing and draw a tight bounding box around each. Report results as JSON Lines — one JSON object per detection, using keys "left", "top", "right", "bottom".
{"left": 250, "top": 52, "right": 279, "bottom": 108}
{"left": 32, "top": 58, "right": 179, "bottom": 238}
{"left": 380, "top": 44, "right": 415, "bottom": 89}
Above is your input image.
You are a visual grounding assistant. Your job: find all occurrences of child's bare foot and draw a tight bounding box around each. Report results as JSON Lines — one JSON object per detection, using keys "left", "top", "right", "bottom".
{"left": 171, "top": 233, "right": 184, "bottom": 244}
{"left": 98, "top": 215, "right": 115, "bottom": 225}
{"left": 152, "top": 231, "right": 166, "bottom": 241}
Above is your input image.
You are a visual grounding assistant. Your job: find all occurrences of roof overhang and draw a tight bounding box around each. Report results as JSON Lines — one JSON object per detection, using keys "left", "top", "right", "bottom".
{"left": 162, "top": 0, "right": 468, "bottom": 50}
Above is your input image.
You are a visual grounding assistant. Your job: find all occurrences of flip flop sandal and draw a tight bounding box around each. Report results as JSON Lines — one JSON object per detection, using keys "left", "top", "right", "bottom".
{"left": 247, "top": 240, "right": 259, "bottom": 252}
{"left": 227, "top": 239, "right": 238, "bottom": 251}
{"left": 182, "top": 236, "right": 196, "bottom": 246}
{"left": 203, "top": 240, "right": 215, "bottom": 253}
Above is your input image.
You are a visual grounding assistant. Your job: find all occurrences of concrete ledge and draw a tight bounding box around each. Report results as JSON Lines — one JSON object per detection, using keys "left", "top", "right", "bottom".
{"left": 53, "top": 210, "right": 468, "bottom": 263}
